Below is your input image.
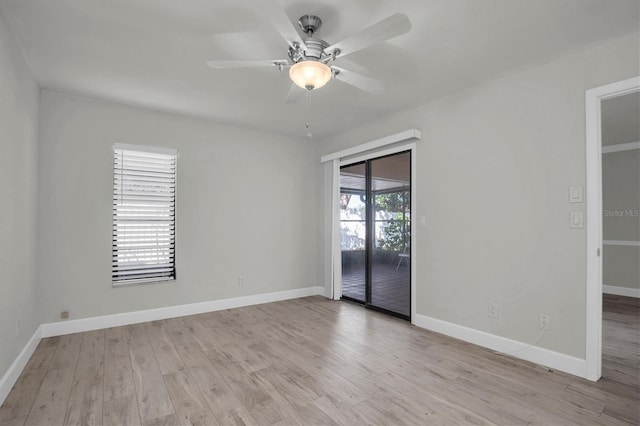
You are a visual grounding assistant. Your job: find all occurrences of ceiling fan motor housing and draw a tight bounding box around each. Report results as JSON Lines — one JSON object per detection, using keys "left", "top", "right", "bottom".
{"left": 289, "top": 37, "right": 329, "bottom": 63}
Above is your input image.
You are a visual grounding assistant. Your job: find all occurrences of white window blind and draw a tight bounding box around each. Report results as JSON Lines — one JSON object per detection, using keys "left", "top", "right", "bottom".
{"left": 112, "top": 145, "right": 177, "bottom": 284}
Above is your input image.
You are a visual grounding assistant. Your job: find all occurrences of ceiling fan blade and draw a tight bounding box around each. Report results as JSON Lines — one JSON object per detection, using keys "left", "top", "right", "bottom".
{"left": 285, "top": 83, "right": 305, "bottom": 103}
{"left": 326, "top": 13, "right": 411, "bottom": 58}
{"left": 206, "top": 59, "right": 288, "bottom": 69}
{"left": 333, "top": 67, "right": 384, "bottom": 94}
{"left": 252, "top": 0, "right": 307, "bottom": 50}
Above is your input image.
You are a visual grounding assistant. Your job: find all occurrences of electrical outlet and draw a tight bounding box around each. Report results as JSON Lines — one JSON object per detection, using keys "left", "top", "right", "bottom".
{"left": 238, "top": 277, "right": 246, "bottom": 287}
{"left": 488, "top": 302, "right": 499, "bottom": 318}
{"left": 539, "top": 314, "right": 550, "bottom": 329}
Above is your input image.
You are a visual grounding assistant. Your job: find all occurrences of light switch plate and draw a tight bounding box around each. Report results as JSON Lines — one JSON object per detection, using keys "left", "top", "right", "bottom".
{"left": 418, "top": 216, "right": 426, "bottom": 227}
{"left": 570, "top": 211, "right": 584, "bottom": 228}
{"left": 569, "top": 186, "right": 583, "bottom": 203}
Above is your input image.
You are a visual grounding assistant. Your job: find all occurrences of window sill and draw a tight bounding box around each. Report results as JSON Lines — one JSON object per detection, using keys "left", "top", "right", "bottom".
{"left": 112, "top": 277, "right": 176, "bottom": 288}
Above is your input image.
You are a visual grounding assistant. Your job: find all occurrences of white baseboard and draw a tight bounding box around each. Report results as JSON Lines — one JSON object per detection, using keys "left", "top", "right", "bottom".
{"left": 413, "top": 314, "right": 586, "bottom": 378}
{"left": 0, "top": 326, "right": 42, "bottom": 406}
{"left": 603, "top": 285, "right": 640, "bottom": 298}
{"left": 2, "top": 286, "right": 324, "bottom": 406}
{"left": 41, "top": 286, "right": 324, "bottom": 338}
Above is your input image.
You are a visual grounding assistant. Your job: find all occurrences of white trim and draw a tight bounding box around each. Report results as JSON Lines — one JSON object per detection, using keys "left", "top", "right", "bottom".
{"left": 331, "top": 159, "right": 342, "bottom": 300}
{"left": 413, "top": 314, "right": 586, "bottom": 378}
{"left": 603, "top": 240, "right": 640, "bottom": 247}
{"left": 603, "top": 285, "right": 640, "bottom": 298}
{"left": 0, "top": 326, "right": 42, "bottom": 406}
{"left": 339, "top": 142, "right": 417, "bottom": 167}
{"left": 585, "top": 86, "right": 603, "bottom": 381}
{"left": 40, "top": 286, "right": 324, "bottom": 338}
{"left": 410, "top": 147, "right": 417, "bottom": 322}
{"left": 585, "top": 75, "right": 640, "bottom": 381}
{"left": 602, "top": 141, "right": 640, "bottom": 154}
{"left": 113, "top": 143, "right": 177, "bottom": 156}
{"left": 321, "top": 129, "right": 421, "bottom": 163}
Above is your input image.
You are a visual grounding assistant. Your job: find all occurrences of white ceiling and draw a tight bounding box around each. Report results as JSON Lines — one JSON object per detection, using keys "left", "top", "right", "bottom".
{"left": 1, "top": 0, "right": 638, "bottom": 141}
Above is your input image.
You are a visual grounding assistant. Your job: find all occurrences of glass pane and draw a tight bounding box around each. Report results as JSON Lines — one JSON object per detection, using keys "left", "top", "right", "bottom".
{"left": 340, "top": 163, "right": 366, "bottom": 302}
{"left": 370, "top": 152, "right": 411, "bottom": 316}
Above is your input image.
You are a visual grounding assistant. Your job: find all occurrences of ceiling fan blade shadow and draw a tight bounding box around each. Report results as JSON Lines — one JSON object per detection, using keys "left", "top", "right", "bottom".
{"left": 207, "top": 59, "right": 287, "bottom": 69}
{"left": 252, "top": 0, "right": 307, "bottom": 50}
{"left": 285, "top": 83, "right": 306, "bottom": 103}
{"left": 333, "top": 66, "right": 384, "bottom": 94}
{"left": 326, "top": 13, "right": 411, "bottom": 58}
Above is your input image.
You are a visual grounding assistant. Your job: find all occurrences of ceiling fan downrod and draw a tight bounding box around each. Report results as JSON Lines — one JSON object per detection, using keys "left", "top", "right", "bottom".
{"left": 288, "top": 15, "right": 330, "bottom": 64}
{"left": 298, "top": 15, "right": 322, "bottom": 36}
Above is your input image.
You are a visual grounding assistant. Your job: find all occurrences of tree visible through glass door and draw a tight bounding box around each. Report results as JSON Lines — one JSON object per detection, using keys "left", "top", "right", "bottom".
{"left": 371, "top": 152, "right": 411, "bottom": 317}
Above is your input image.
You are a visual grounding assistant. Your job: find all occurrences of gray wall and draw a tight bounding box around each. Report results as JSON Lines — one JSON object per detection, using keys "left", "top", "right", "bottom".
{"left": 0, "top": 13, "right": 40, "bottom": 378}
{"left": 318, "top": 33, "right": 639, "bottom": 359}
{"left": 602, "top": 93, "right": 640, "bottom": 291}
{"left": 37, "top": 90, "right": 321, "bottom": 323}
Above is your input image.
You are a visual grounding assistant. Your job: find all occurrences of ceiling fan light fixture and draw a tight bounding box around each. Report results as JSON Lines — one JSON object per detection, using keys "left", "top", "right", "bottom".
{"left": 289, "top": 60, "right": 332, "bottom": 90}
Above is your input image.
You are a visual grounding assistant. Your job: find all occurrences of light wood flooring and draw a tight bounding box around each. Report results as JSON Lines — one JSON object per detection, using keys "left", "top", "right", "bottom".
{"left": 602, "top": 294, "right": 639, "bottom": 389}
{"left": 1, "top": 295, "right": 638, "bottom": 425}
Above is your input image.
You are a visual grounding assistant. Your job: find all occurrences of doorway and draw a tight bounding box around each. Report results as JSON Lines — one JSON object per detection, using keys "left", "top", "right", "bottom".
{"left": 585, "top": 76, "right": 640, "bottom": 381}
{"left": 339, "top": 151, "right": 411, "bottom": 319}
{"left": 600, "top": 91, "right": 640, "bottom": 385}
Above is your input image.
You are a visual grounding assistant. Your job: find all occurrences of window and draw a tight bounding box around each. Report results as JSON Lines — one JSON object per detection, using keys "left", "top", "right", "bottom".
{"left": 112, "top": 144, "right": 177, "bottom": 285}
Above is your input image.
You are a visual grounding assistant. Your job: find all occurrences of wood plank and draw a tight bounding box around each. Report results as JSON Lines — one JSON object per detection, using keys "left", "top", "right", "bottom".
{"left": 104, "top": 327, "right": 135, "bottom": 401}
{"left": 601, "top": 293, "right": 640, "bottom": 423}
{"left": 244, "top": 394, "right": 288, "bottom": 426}
{"left": 271, "top": 416, "right": 300, "bottom": 426}
{"left": 280, "top": 402, "right": 337, "bottom": 426}
{"left": 103, "top": 395, "right": 141, "bottom": 426}
{"left": 371, "top": 370, "right": 494, "bottom": 425}
{"left": 143, "top": 321, "right": 185, "bottom": 375}
{"left": 48, "top": 334, "right": 84, "bottom": 370}
{"left": 142, "top": 413, "right": 180, "bottom": 426}
{"left": 204, "top": 356, "right": 287, "bottom": 424}
{"left": 24, "top": 334, "right": 83, "bottom": 426}
{"left": 126, "top": 324, "right": 175, "bottom": 424}
{"left": 161, "top": 317, "right": 197, "bottom": 348}
{"left": 217, "top": 341, "right": 270, "bottom": 374}
{"left": 24, "top": 368, "right": 76, "bottom": 426}
{"left": 162, "top": 370, "right": 219, "bottom": 426}
{"left": 312, "top": 394, "right": 368, "bottom": 426}
{"left": 203, "top": 356, "right": 271, "bottom": 410}
{"left": 252, "top": 368, "right": 321, "bottom": 406}
{"left": 172, "top": 342, "right": 242, "bottom": 415}
{"left": 181, "top": 317, "right": 220, "bottom": 352}
{"left": 0, "top": 338, "right": 59, "bottom": 426}
{"left": 566, "top": 381, "right": 640, "bottom": 424}
{"left": 64, "top": 330, "right": 105, "bottom": 425}
{"left": 214, "top": 407, "right": 259, "bottom": 426}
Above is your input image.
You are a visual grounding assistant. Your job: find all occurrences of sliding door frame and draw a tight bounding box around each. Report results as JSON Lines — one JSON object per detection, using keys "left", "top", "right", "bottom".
{"left": 331, "top": 141, "right": 418, "bottom": 323}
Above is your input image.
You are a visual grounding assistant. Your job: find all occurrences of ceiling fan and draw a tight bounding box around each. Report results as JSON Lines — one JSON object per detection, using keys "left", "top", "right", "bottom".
{"left": 206, "top": 2, "right": 412, "bottom": 96}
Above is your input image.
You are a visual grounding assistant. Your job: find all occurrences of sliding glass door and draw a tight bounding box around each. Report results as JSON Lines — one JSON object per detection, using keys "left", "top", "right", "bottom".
{"left": 340, "top": 151, "right": 411, "bottom": 319}
{"left": 371, "top": 154, "right": 411, "bottom": 316}
{"left": 339, "top": 162, "right": 367, "bottom": 303}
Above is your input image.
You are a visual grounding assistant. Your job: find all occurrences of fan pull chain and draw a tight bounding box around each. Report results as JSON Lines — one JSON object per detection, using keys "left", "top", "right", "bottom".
{"left": 305, "top": 89, "right": 313, "bottom": 138}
